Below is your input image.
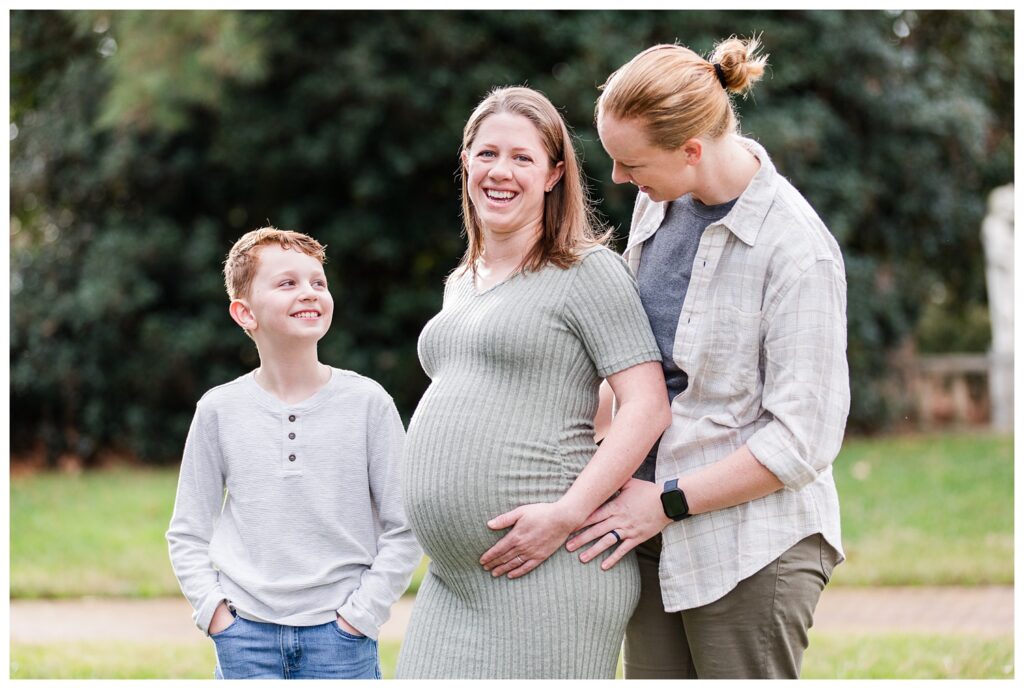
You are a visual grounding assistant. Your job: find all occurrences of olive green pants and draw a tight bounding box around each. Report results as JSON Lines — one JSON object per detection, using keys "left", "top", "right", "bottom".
{"left": 623, "top": 532, "right": 839, "bottom": 679}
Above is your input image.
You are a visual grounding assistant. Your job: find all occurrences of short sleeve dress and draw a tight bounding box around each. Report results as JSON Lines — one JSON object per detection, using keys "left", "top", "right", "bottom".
{"left": 395, "top": 245, "right": 662, "bottom": 679}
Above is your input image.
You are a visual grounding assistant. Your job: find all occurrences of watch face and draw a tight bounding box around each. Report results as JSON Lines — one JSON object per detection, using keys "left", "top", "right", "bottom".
{"left": 661, "top": 490, "right": 686, "bottom": 517}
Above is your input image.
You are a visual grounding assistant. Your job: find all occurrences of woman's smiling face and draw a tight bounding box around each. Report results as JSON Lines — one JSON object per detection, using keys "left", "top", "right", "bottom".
{"left": 461, "top": 112, "right": 564, "bottom": 236}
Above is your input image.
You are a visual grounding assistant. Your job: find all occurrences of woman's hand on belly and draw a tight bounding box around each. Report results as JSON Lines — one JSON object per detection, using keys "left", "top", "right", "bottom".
{"left": 565, "top": 477, "right": 672, "bottom": 570}
{"left": 479, "top": 502, "right": 580, "bottom": 579}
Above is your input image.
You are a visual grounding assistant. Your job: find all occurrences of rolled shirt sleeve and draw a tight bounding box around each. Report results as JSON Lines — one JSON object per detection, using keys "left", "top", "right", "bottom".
{"left": 746, "top": 258, "right": 850, "bottom": 490}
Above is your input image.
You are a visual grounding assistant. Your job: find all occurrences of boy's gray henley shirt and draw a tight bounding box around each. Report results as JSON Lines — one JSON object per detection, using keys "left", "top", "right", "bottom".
{"left": 166, "top": 367, "right": 422, "bottom": 639}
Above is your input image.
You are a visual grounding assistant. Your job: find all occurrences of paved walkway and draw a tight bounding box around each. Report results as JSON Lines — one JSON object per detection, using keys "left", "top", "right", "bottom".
{"left": 9, "top": 586, "right": 1013, "bottom": 644}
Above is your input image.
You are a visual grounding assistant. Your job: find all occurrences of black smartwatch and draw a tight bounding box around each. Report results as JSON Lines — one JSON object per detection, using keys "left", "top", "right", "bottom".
{"left": 660, "top": 478, "right": 691, "bottom": 521}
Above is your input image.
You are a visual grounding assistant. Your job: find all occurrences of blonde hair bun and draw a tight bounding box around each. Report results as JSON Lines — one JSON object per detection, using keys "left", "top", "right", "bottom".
{"left": 709, "top": 35, "right": 769, "bottom": 95}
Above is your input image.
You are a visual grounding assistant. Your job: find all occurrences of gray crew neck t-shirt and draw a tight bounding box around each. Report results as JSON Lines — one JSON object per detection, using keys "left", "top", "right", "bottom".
{"left": 634, "top": 193, "right": 737, "bottom": 482}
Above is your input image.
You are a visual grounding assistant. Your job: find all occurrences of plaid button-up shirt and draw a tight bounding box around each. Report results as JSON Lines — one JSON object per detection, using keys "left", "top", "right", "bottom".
{"left": 622, "top": 137, "right": 849, "bottom": 611}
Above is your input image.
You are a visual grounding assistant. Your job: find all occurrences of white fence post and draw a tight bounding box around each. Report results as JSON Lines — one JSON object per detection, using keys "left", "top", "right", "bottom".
{"left": 981, "top": 184, "right": 1014, "bottom": 433}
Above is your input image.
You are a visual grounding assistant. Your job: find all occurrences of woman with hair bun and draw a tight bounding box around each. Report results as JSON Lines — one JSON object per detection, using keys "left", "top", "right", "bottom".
{"left": 566, "top": 37, "right": 850, "bottom": 679}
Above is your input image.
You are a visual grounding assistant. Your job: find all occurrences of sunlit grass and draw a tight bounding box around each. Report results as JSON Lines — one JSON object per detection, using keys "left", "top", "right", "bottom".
{"left": 10, "top": 468, "right": 182, "bottom": 598}
{"left": 10, "top": 632, "right": 1013, "bottom": 679}
{"left": 8, "top": 432, "right": 1013, "bottom": 598}
{"left": 8, "top": 640, "right": 398, "bottom": 680}
{"left": 831, "top": 432, "right": 1013, "bottom": 585}
{"left": 802, "top": 631, "right": 1014, "bottom": 679}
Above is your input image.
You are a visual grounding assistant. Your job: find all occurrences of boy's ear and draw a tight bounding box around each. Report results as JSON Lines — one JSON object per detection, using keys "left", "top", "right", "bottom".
{"left": 229, "top": 299, "right": 257, "bottom": 332}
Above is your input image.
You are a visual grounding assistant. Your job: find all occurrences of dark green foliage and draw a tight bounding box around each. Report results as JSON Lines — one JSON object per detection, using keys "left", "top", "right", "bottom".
{"left": 10, "top": 10, "right": 1013, "bottom": 462}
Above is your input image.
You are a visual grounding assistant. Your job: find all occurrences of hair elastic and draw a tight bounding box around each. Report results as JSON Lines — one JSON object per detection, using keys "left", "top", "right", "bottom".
{"left": 712, "top": 62, "right": 728, "bottom": 90}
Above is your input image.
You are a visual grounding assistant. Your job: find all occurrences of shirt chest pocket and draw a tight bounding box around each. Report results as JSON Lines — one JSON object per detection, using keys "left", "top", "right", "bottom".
{"left": 700, "top": 304, "right": 763, "bottom": 398}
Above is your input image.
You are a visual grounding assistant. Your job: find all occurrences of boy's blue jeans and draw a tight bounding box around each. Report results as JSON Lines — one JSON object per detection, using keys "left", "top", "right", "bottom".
{"left": 211, "top": 611, "right": 381, "bottom": 679}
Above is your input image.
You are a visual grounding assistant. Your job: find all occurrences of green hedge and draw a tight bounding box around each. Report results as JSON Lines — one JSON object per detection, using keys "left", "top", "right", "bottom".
{"left": 11, "top": 10, "right": 1013, "bottom": 463}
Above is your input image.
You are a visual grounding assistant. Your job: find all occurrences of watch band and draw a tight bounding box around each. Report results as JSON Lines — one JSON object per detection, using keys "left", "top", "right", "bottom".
{"left": 661, "top": 478, "right": 691, "bottom": 521}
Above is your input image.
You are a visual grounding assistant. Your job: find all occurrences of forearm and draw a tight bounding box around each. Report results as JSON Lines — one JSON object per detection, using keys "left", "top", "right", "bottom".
{"left": 674, "top": 444, "right": 783, "bottom": 516}
{"left": 565, "top": 443, "right": 784, "bottom": 567}
{"left": 594, "top": 379, "right": 613, "bottom": 443}
{"left": 558, "top": 394, "right": 668, "bottom": 525}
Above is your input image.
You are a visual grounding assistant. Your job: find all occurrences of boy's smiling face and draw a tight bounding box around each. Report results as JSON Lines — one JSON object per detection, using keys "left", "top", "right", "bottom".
{"left": 231, "top": 243, "right": 333, "bottom": 344}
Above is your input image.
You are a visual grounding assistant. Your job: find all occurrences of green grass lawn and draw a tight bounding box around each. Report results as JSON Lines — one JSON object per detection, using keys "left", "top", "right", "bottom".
{"left": 7, "top": 466, "right": 431, "bottom": 599}
{"left": 8, "top": 432, "right": 1014, "bottom": 680}
{"left": 9, "top": 632, "right": 1014, "bottom": 679}
{"left": 9, "top": 432, "right": 1012, "bottom": 598}
{"left": 801, "top": 632, "right": 1014, "bottom": 679}
{"left": 9, "top": 468, "right": 183, "bottom": 598}
{"left": 830, "top": 432, "right": 1013, "bottom": 586}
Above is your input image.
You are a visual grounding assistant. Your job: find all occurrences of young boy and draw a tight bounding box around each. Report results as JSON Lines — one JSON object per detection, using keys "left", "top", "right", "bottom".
{"left": 166, "top": 226, "right": 421, "bottom": 679}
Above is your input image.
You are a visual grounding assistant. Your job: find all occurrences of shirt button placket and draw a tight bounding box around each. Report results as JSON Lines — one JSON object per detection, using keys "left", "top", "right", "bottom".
{"left": 287, "top": 414, "right": 298, "bottom": 465}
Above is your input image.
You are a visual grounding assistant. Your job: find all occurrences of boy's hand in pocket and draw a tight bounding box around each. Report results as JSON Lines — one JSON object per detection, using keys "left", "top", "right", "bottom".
{"left": 209, "top": 601, "right": 234, "bottom": 635}
{"left": 336, "top": 614, "right": 364, "bottom": 637}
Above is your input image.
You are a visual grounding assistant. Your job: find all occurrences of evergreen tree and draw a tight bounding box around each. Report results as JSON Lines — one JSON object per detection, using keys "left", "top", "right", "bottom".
{"left": 10, "top": 10, "right": 1013, "bottom": 463}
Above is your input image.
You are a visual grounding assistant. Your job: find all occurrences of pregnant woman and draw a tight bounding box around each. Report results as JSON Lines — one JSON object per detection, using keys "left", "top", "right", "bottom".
{"left": 395, "top": 86, "right": 670, "bottom": 679}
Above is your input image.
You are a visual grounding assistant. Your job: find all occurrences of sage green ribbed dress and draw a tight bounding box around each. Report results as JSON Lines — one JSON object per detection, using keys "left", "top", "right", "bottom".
{"left": 396, "top": 246, "right": 661, "bottom": 679}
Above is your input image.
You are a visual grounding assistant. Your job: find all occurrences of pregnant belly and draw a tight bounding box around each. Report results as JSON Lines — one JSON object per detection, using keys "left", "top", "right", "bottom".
{"left": 402, "top": 396, "right": 571, "bottom": 569}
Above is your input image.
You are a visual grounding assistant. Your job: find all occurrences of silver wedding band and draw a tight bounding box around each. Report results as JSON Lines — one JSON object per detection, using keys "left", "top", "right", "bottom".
{"left": 516, "top": 554, "right": 525, "bottom": 565}
{"left": 609, "top": 529, "right": 622, "bottom": 545}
